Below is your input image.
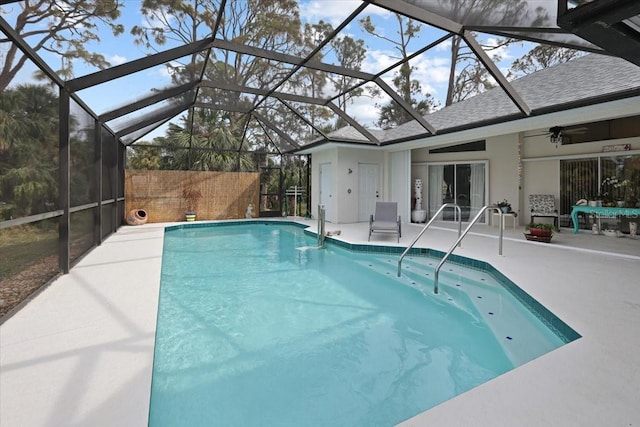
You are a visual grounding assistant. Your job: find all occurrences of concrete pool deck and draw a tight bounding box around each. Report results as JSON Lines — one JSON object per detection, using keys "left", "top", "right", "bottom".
{"left": 1, "top": 219, "right": 639, "bottom": 426}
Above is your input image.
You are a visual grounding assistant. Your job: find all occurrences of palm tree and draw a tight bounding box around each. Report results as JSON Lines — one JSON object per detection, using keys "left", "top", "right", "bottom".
{"left": 165, "top": 109, "right": 255, "bottom": 171}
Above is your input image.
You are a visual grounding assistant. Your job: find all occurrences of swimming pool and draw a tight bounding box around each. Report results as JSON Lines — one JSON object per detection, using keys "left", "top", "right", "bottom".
{"left": 149, "top": 222, "right": 579, "bottom": 426}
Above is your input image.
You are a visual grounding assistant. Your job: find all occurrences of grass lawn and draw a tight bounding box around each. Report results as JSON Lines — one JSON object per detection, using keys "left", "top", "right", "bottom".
{"left": 0, "top": 226, "right": 58, "bottom": 279}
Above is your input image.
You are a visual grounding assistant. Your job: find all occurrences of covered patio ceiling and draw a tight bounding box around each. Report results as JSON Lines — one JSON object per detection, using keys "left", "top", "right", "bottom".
{"left": 2, "top": 0, "right": 639, "bottom": 154}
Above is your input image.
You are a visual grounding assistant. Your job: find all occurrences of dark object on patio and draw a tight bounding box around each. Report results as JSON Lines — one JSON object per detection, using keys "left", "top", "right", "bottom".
{"left": 369, "top": 202, "right": 402, "bottom": 243}
{"left": 524, "top": 233, "right": 552, "bottom": 243}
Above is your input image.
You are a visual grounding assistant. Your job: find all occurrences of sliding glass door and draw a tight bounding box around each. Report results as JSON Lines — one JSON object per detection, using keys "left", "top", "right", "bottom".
{"left": 428, "top": 162, "right": 486, "bottom": 222}
{"left": 560, "top": 154, "right": 640, "bottom": 228}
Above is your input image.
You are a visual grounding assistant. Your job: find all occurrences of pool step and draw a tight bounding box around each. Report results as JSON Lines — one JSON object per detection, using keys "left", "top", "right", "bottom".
{"left": 355, "top": 255, "right": 564, "bottom": 365}
{"left": 358, "top": 254, "right": 496, "bottom": 294}
{"left": 353, "top": 256, "right": 433, "bottom": 295}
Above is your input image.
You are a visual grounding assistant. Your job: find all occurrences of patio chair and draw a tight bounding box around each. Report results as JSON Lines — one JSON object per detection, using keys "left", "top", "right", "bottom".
{"left": 529, "top": 194, "right": 559, "bottom": 230}
{"left": 369, "top": 202, "right": 402, "bottom": 242}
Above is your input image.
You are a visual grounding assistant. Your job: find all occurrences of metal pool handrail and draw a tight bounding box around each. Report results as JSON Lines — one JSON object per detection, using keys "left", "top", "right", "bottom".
{"left": 317, "top": 204, "right": 326, "bottom": 248}
{"left": 397, "top": 203, "right": 462, "bottom": 277}
{"left": 433, "top": 205, "right": 504, "bottom": 294}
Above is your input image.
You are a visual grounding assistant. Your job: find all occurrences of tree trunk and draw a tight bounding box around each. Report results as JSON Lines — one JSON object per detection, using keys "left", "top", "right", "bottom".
{"left": 446, "top": 36, "right": 461, "bottom": 107}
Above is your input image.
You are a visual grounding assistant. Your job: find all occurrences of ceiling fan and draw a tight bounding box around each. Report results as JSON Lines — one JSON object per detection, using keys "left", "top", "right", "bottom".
{"left": 524, "top": 125, "right": 589, "bottom": 146}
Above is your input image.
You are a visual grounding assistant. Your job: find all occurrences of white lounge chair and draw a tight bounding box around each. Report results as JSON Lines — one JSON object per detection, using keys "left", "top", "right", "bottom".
{"left": 368, "top": 202, "right": 401, "bottom": 242}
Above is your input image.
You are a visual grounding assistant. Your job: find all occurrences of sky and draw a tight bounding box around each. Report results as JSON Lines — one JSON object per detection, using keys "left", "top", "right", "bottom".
{"left": 2, "top": 0, "right": 533, "bottom": 141}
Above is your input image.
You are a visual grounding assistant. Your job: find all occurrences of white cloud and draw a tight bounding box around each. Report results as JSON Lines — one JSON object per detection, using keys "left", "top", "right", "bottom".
{"left": 362, "top": 49, "right": 400, "bottom": 73}
{"left": 109, "top": 54, "right": 127, "bottom": 65}
{"left": 435, "top": 38, "right": 452, "bottom": 51}
{"left": 141, "top": 6, "right": 177, "bottom": 30}
{"left": 484, "top": 37, "right": 513, "bottom": 62}
{"left": 299, "top": 0, "right": 363, "bottom": 27}
{"left": 412, "top": 56, "right": 451, "bottom": 85}
{"left": 363, "top": 48, "right": 451, "bottom": 101}
{"left": 347, "top": 94, "right": 387, "bottom": 128}
{"left": 150, "top": 61, "right": 182, "bottom": 80}
{"left": 157, "top": 67, "right": 172, "bottom": 78}
{"left": 299, "top": 0, "right": 390, "bottom": 27}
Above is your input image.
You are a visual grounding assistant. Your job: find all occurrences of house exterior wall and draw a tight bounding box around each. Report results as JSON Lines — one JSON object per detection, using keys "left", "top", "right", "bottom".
{"left": 336, "top": 147, "right": 385, "bottom": 224}
{"left": 488, "top": 134, "right": 520, "bottom": 216}
{"left": 310, "top": 146, "right": 385, "bottom": 224}
{"left": 311, "top": 148, "right": 337, "bottom": 222}
{"left": 410, "top": 132, "right": 640, "bottom": 226}
{"left": 521, "top": 133, "right": 640, "bottom": 224}
{"left": 411, "top": 134, "right": 519, "bottom": 223}
{"left": 389, "top": 150, "right": 411, "bottom": 223}
{"left": 308, "top": 129, "right": 640, "bottom": 227}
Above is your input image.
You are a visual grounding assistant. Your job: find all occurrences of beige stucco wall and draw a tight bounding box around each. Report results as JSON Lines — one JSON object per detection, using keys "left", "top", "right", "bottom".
{"left": 521, "top": 133, "right": 640, "bottom": 223}
{"left": 411, "top": 134, "right": 520, "bottom": 223}
{"left": 487, "top": 134, "right": 520, "bottom": 215}
{"left": 308, "top": 129, "right": 640, "bottom": 227}
{"left": 311, "top": 148, "right": 337, "bottom": 222}
{"left": 411, "top": 131, "right": 640, "bottom": 225}
{"left": 310, "top": 146, "right": 386, "bottom": 224}
{"left": 337, "top": 147, "right": 385, "bottom": 224}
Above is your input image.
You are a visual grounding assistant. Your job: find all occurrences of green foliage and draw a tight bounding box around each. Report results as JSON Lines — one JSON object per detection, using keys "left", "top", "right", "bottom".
{"left": 148, "top": 110, "right": 255, "bottom": 172}
{"left": 0, "top": 85, "right": 59, "bottom": 216}
{"left": 0, "top": 225, "right": 58, "bottom": 279}
{"left": 0, "top": 84, "right": 95, "bottom": 215}
{"left": 0, "top": 0, "right": 124, "bottom": 90}
{"left": 328, "top": 33, "right": 367, "bottom": 113}
{"left": 445, "top": 34, "right": 509, "bottom": 106}
{"left": 126, "top": 146, "right": 165, "bottom": 170}
{"left": 508, "top": 45, "right": 585, "bottom": 79}
{"left": 526, "top": 222, "right": 556, "bottom": 232}
{"left": 361, "top": 13, "right": 439, "bottom": 129}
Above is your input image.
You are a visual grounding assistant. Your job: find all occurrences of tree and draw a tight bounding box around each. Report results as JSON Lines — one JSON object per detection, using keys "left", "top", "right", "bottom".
{"left": 159, "top": 109, "right": 255, "bottom": 171}
{"left": 360, "top": 13, "right": 438, "bottom": 129}
{"left": 0, "top": 1, "right": 124, "bottom": 90}
{"left": 132, "top": 0, "right": 303, "bottom": 155}
{"left": 328, "top": 34, "right": 366, "bottom": 113}
{"left": 126, "top": 146, "right": 164, "bottom": 170}
{"left": 131, "top": 0, "right": 216, "bottom": 83}
{"left": 440, "top": 0, "right": 531, "bottom": 105}
{"left": 445, "top": 34, "right": 512, "bottom": 105}
{"left": 508, "top": 45, "right": 585, "bottom": 79}
{"left": 0, "top": 84, "right": 59, "bottom": 216}
{"left": 296, "top": 22, "right": 333, "bottom": 138}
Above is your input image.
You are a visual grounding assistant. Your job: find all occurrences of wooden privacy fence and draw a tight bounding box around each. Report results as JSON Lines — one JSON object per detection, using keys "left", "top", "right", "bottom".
{"left": 124, "top": 170, "right": 260, "bottom": 223}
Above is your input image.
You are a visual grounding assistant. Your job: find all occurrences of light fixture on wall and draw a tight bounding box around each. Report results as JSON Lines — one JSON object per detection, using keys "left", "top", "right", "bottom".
{"left": 348, "top": 168, "right": 352, "bottom": 174}
{"left": 549, "top": 126, "right": 563, "bottom": 147}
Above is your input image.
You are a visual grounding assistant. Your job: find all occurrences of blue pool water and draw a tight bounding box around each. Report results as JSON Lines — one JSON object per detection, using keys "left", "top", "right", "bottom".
{"left": 149, "top": 223, "right": 578, "bottom": 426}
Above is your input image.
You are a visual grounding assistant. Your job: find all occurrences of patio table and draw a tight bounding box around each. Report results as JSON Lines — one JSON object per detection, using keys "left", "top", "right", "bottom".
{"left": 570, "top": 205, "right": 640, "bottom": 233}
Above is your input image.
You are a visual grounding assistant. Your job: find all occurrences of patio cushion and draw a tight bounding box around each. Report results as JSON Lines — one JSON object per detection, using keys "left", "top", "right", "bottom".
{"left": 529, "top": 194, "right": 558, "bottom": 216}
{"left": 529, "top": 194, "right": 559, "bottom": 229}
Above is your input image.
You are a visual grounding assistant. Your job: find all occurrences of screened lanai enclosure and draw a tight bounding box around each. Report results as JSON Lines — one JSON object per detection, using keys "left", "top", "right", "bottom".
{"left": 2, "top": 0, "right": 640, "bottom": 318}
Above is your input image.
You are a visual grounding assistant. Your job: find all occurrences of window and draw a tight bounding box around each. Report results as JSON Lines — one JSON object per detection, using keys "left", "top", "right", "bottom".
{"left": 562, "top": 115, "right": 640, "bottom": 145}
{"left": 429, "top": 140, "right": 486, "bottom": 154}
